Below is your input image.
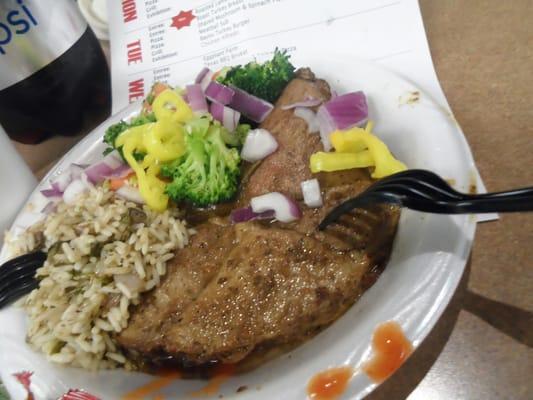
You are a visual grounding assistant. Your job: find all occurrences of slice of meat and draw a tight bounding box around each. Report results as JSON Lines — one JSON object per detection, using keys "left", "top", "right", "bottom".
{"left": 155, "top": 223, "right": 372, "bottom": 365}
{"left": 240, "top": 68, "right": 331, "bottom": 202}
{"left": 117, "top": 221, "right": 235, "bottom": 354}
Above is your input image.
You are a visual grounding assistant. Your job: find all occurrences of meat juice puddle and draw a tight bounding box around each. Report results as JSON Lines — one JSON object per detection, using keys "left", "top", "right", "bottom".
{"left": 306, "top": 321, "right": 412, "bottom": 399}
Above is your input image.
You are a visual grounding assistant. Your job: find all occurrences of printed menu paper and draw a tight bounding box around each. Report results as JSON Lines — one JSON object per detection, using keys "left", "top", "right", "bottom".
{"left": 107, "top": 0, "right": 497, "bottom": 222}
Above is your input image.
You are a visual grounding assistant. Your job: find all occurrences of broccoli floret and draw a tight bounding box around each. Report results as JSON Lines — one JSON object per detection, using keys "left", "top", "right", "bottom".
{"left": 220, "top": 123, "right": 251, "bottom": 147}
{"left": 217, "top": 48, "right": 295, "bottom": 103}
{"left": 161, "top": 123, "right": 241, "bottom": 206}
{"left": 103, "top": 113, "right": 156, "bottom": 160}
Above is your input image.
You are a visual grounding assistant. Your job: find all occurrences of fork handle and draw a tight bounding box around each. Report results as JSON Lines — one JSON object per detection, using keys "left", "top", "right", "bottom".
{"left": 410, "top": 189, "right": 533, "bottom": 213}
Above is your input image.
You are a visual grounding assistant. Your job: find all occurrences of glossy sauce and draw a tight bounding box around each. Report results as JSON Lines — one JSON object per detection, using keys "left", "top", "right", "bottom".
{"left": 121, "top": 371, "right": 180, "bottom": 400}
{"left": 307, "top": 366, "right": 354, "bottom": 400}
{"left": 362, "top": 321, "right": 413, "bottom": 383}
{"left": 189, "top": 363, "right": 236, "bottom": 397}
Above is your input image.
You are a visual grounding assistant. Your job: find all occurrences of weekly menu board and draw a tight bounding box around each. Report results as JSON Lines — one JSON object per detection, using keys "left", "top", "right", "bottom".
{"left": 108, "top": 0, "right": 446, "bottom": 112}
{"left": 107, "top": 0, "right": 496, "bottom": 221}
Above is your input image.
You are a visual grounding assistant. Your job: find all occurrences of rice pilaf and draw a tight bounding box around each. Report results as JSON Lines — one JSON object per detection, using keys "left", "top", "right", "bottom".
{"left": 6, "top": 186, "right": 191, "bottom": 370}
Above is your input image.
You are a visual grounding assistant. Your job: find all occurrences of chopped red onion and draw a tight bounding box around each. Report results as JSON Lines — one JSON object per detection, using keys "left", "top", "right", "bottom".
{"left": 250, "top": 192, "right": 302, "bottom": 223}
{"left": 230, "top": 206, "right": 275, "bottom": 223}
{"left": 317, "top": 91, "right": 368, "bottom": 151}
{"left": 301, "top": 178, "right": 323, "bottom": 208}
{"left": 195, "top": 67, "right": 210, "bottom": 84}
{"left": 229, "top": 87, "right": 273, "bottom": 123}
{"left": 41, "top": 201, "right": 58, "bottom": 214}
{"left": 59, "top": 389, "right": 101, "bottom": 400}
{"left": 195, "top": 67, "right": 214, "bottom": 91}
{"left": 210, "top": 102, "right": 241, "bottom": 132}
{"left": 85, "top": 152, "right": 126, "bottom": 184}
{"left": 50, "top": 171, "right": 73, "bottom": 192}
{"left": 241, "top": 128, "right": 278, "bottom": 162}
{"left": 116, "top": 185, "right": 145, "bottom": 204}
{"left": 63, "top": 179, "right": 91, "bottom": 205}
{"left": 186, "top": 84, "right": 208, "bottom": 114}
{"left": 40, "top": 187, "right": 63, "bottom": 198}
{"left": 294, "top": 107, "right": 319, "bottom": 133}
{"left": 281, "top": 97, "right": 322, "bottom": 110}
{"left": 205, "top": 81, "right": 235, "bottom": 105}
{"left": 102, "top": 164, "right": 133, "bottom": 179}
{"left": 69, "top": 164, "right": 87, "bottom": 180}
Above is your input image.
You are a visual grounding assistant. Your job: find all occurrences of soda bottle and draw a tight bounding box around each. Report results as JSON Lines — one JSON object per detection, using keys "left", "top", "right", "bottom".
{"left": 0, "top": 0, "right": 111, "bottom": 144}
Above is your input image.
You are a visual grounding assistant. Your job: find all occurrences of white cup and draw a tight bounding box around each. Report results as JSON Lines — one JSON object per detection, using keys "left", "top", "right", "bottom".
{"left": 0, "top": 125, "right": 37, "bottom": 244}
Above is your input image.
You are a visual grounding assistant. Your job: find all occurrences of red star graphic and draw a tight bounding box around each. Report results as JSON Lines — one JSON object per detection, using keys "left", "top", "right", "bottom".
{"left": 170, "top": 10, "right": 196, "bottom": 30}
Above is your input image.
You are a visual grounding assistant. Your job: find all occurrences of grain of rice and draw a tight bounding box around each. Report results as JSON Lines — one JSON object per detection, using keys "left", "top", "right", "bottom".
{"left": 5, "top": 186, "right": 191, "bottom": 370}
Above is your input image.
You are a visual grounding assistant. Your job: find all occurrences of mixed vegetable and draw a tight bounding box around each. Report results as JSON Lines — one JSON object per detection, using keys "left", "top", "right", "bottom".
{"left": 39, "top": 50, "right": 407, "bottom": 221}
{"left": 217, "top": 48, "right": 295, "bottom": 103}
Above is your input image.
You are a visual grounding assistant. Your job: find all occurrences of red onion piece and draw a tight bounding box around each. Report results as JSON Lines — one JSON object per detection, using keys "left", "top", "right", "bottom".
{"left": 210, "top": 102, "right": 240, "bottom": 132}
{"left": 40, "top": 187, "right": 63, "bottom": 198}
{"left": 59, "top": 389, "right": 101, "bottom": 400}
{"left": 50, "top": 171, "right": 73, "bottom": 192}
{"left": 317, "top": 91, "right": 368, "bottom": 151}
{"left": 186, "top": 84, "right": 208, "bottom": 114}
{"left": 41, "top": 201, "right": 58, "bottom": 214}
{"left": 229, "top": 87, "right": 273, "bottom": 123}
{"left": 205, "top": 81, "right": 235, "bottom": 105}
{"left": 230, "top": 206, "right": 275, "bottom": 223}
{"left": 195, "top": 67, "right": 214, "bottom": 91}
{"left": 250, "top": 192, "right": 302, "bottom": 223}
{"left": 241, "top": 128, "right": 278, "bottom": 162}
{"left": 63, "top": 179, "right": 92, "bottom": 205}
{"left": 85, "top": 152, "right": 125, "bottom": 184}
{"left": 195, "top": 67, "right": 210, "bottom": 84}
{"left": 210, "top": 101, "right": 224, "bottom": 122}
{"left": 281, "top": 97, "right": 322, "bottom": 110}
{"left": 102, "top": 164, "right": 133, "bottom": 179}
{"left": 301, "top": 178, "right": 323, "bottom": 208}
{"left": 116, "top": 185, "right": 145, "bottom": 204}
{"left": 294, "top": 107, "right": 319, "bottom": 133}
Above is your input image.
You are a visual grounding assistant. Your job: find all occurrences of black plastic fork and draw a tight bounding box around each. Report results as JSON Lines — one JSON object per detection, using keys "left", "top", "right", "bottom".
{"left": 319, "top": 169, "right": 533, "bottom": 230}
{"left": 0, "top": 251, "right": 46, "bottom": 309}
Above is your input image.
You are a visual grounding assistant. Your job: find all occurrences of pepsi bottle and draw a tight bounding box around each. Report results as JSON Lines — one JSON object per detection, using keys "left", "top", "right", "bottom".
{"left": 0, "top": 0, "right": 111, "bottom": 144}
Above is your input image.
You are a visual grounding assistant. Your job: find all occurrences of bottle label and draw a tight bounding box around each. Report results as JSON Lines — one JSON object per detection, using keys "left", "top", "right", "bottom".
{"left": 0, "top": 0, "right": 87, "bottom": 90}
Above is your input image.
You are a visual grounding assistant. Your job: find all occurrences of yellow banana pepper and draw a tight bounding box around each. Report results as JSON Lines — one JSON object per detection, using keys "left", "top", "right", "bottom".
{"left": 310, "top": 151, "right": 373, "bottom": 173}
{"left": 143, "top": 118, "right": 185, "bottom": 162}
{"left": 330, "top": 130, "right": 367, "bottom": 153}
{"left": 116, "top": 117, "right": 186, "bottom": 211}
{"left": 152, "top": 89, "right": 193, "bottom": 123}
{"left": 310, "top": 121, "right": 407, "bottom": 178}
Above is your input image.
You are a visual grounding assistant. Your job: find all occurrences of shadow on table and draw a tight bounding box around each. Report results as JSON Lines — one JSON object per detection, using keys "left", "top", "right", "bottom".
{"left": 463, "top": 290, "right": 533, "bottom": 348}
{"left": 366, "top": 255, "right": 472, "bottom": 400}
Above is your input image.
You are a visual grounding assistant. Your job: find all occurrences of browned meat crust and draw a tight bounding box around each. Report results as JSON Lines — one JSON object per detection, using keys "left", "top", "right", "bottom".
{"left": 117, "top": 69, "right": 400, "bottom": 369}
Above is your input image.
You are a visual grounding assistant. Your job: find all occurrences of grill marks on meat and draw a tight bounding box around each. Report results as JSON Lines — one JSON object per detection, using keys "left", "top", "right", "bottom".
{"left": 158, "top": 224, "right": 370, "bottom": 365}
{"left": 118, "top": 222, "right": 235, "bottom": 354}
{"left": 117, "top": 69, "right": 400, "bottom": 369}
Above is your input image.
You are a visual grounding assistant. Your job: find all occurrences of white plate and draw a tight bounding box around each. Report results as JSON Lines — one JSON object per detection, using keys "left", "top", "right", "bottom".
{"left": 0, "top": 56, "right": 476, "bottom": 400}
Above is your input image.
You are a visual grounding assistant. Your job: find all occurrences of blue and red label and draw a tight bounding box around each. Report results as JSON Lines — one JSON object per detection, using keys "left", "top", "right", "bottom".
{"left": 0, "top": 0, "right": 38, "bottom": 55}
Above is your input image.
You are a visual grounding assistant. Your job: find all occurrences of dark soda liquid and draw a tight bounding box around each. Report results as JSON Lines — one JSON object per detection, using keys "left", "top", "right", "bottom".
{"left": 0, "top": 27, "right": 111, "bottom": 144}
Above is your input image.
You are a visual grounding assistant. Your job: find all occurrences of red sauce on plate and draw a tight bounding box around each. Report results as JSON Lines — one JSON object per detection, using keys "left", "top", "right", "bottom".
{"left": 362, "top": 321, "right": 413, "bottom": 383}
{"left": 121, "top": 371, "right": 181, "bottom": 400}
{"left": 189, "top": 363, "right": 236, "bottom": 397}
{"left": 307, "top": 366, "right": 354, "bottom": 400}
